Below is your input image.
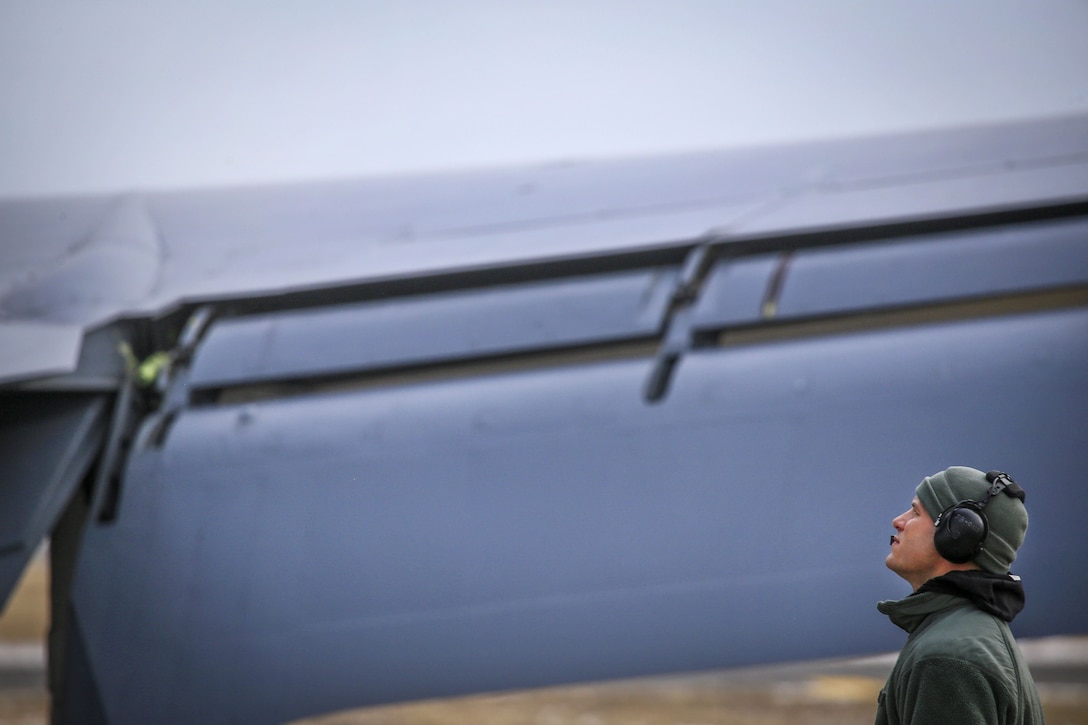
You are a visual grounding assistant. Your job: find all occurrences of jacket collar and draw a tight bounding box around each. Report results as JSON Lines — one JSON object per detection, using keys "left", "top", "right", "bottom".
{"left": 917, "top": 570, "right": 1025, "bottom": 621}
{"left": 878, "top": 570, "right": 1026, "bottom": 633}
{"left": 877, "top": 590, "right": 965, "bottom": 634}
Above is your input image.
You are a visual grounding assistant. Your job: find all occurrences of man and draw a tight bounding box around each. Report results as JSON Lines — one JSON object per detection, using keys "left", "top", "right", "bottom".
{"left": 876, "top": 466, "right": 1044, "bottom": 724}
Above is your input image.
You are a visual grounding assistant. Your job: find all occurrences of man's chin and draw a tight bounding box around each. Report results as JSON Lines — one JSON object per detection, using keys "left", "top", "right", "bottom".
{"left": 884, "top": 553, "right": 899, "bottom": 574}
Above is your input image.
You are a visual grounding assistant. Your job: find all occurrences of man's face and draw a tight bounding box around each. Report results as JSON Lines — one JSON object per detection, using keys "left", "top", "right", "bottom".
{"left": 886, "top": 496, "right": 947, "bottom": 590}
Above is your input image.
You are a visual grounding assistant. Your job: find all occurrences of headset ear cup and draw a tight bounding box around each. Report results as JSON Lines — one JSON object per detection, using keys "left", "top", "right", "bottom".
{"left": 934, "top": 505, "right": 988, "bottom": 564}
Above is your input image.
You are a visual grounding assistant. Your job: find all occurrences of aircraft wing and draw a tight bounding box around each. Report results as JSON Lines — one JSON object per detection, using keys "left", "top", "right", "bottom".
{"left": 2, "top": 113, "right": 1088, "bottom": 723}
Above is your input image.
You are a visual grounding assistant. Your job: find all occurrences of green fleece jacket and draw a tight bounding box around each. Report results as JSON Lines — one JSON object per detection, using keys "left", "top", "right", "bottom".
{"left": 875, "top": 571, "right": 1044, "bottom": 725}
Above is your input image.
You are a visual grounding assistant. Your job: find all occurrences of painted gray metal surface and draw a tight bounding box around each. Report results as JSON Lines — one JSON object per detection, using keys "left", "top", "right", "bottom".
{"left": 692, "top": 216, "right": 1088, "bottom": 328}
{"left": 0, "top": 394, "right": 108, "bottom": 609}
{"left": 1, "top": 113, "right": 1087, "bottom": 723}
{"left": 189, "top": 268, "right": 677, "bottom": 390}
{"left": 67, "top": 214, "right": 1088, "bottom": 723}
{"left": 71, "top": 304, "right": 1088, "bottom": 723}
{"left": 767, "top": 217, "right": 1088, "bottom": 318}
{"left": 0, "top": 322, "right": 83, "bottom": 386}
{"left": 2, "top": 114, "right": 1086, "bottom": 335}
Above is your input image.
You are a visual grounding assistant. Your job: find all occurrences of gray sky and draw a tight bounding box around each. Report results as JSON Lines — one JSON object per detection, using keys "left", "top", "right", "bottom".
{"left": 2, "top": 1, "right": 1087, "bottom": 198}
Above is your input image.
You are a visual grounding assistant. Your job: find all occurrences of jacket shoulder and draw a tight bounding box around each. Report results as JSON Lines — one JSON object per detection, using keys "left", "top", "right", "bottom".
{"left": 911, "top": 604, "right": 1020, "bottom": 679}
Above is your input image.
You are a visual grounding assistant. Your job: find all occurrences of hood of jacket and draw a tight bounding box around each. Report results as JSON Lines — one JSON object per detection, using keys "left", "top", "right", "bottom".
{"left": 877, "top": 570, "right": 1025, "bottom": 633}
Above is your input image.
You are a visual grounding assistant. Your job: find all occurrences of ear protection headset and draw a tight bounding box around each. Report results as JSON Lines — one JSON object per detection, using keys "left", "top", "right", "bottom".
{"left": 933, "top": 470, "right": 1026, "bottom": 564}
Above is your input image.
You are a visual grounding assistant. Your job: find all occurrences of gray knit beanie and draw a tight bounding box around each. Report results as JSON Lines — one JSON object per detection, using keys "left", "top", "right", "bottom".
{"left": 915, "top": 465, "right": 1029, "bottom": 574}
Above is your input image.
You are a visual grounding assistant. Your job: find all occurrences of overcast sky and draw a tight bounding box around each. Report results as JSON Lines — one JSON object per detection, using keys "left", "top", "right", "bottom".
{"left": 1, "top": 1, "right": 1086, "bottom": 198}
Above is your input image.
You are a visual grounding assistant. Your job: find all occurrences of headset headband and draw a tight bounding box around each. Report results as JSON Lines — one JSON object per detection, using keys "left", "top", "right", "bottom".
{"left": 981, "top": 470, "right": 1026, "bottom": 508}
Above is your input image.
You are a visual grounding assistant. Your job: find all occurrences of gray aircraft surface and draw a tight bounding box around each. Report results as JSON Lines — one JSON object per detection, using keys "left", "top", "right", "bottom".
{"left": 2, "top": 113, "right": 1087, "bottom": 724}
